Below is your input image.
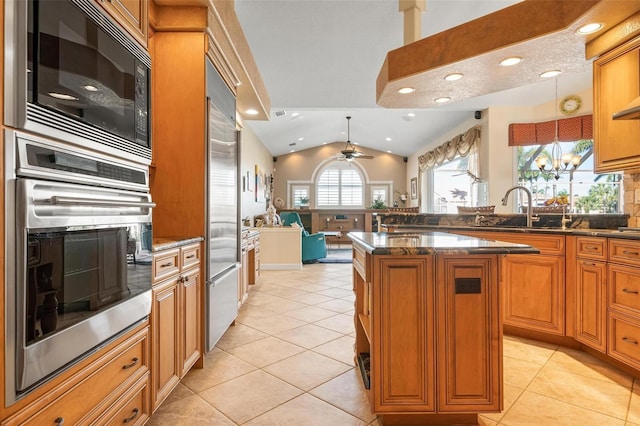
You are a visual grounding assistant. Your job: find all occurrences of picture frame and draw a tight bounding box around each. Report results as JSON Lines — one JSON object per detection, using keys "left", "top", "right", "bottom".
{"left": 410, "top": 177, "right": 418, "bottom": 200}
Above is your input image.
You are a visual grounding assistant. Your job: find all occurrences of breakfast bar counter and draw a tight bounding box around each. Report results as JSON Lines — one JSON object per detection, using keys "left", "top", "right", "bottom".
{"left": 348, "top": 231, "right": 538, "bottom": 425}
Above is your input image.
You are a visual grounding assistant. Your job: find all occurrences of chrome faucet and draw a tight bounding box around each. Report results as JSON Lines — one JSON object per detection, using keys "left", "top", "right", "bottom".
{"left": 501, "top": 185, "right": 538, "bottom": 227}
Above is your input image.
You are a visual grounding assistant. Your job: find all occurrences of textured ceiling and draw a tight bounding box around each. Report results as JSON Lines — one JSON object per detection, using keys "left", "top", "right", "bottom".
{"left": 234, "top": 0, "right": 606, "bottom": 157}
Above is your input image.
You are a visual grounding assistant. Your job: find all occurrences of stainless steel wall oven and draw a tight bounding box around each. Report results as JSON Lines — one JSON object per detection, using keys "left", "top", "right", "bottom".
{"left": 4, "top": 130, "right": 154, "bottom": 405}
{"left": 4, "top": 0, "right": 151, "bottom": 164}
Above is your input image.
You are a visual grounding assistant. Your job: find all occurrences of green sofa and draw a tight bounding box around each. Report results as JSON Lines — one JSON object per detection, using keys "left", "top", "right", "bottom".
{"left": 279, "top": 211, "right": 327, "bottom": 263}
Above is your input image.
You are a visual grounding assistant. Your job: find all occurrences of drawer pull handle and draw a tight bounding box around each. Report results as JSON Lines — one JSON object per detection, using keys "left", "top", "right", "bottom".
{"left": 584, "top": 245, "right": 599, "bottom": 250}
{"left": 54, "top": 418, "right": 64, "bottom": 425}
{"left": 122, "top": 357, "right": 139, "bottom": 370}
{"left": 623, "top": 337, "right": 638, "bottom": 345}
{"left": 582, "top": 261, "right": 595, "bottom": 266}
{"left": 186, "top": 254, "right": 196, "bottom": 259}
{"left": 160, "top": 262, "right": 173, "bottom": 268}
{"left": 623, "top": 288, "right": 639, "bottom": 295}
{"left": 123, "top": 408, "right": 140, "bottom": 423}
{"left": 622, "top": 250, "right": 639, "bottom": 256}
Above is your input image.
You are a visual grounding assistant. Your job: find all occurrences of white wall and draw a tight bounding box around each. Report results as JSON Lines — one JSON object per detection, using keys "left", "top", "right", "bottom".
{"left": 239, "top": 123, "right": 274, "bottom": 224}
{"left": 408, "top": 86, "right": 593, "bottom": 213}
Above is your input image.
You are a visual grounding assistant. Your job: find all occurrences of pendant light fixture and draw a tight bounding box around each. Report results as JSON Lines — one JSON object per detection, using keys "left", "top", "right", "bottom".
{"left": 534, "top": 78, "right": 581, "bottom": 180}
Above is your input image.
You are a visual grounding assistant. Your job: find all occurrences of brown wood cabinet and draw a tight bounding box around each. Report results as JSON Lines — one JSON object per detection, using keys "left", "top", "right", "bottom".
{"left": 593, "top": 35, "right": 640, "bottom": 172}
{"left": 353, "top": 244, "right": 501, "bottom": 422}
{"left": 575, "top": 236, "right": 608, "bottom": 352}
{"left": 454, "top": 231, "right": 566, "bottom": 336}
{"left": 151, "top": 243, "right": 202, "bottom": 412}
{"left": 95, "top": 0, "right": 148, "bottom": 48}
{"left": 2, "top": 324, "right": 150, "bottom": 426}
{"left": 240, "top": 230, "right": 260, "bottom": 306}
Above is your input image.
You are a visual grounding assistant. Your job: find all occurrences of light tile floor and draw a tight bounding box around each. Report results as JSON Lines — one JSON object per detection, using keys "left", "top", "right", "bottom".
{"left": 149, "top": 263, "right": 640, "bottom": 425}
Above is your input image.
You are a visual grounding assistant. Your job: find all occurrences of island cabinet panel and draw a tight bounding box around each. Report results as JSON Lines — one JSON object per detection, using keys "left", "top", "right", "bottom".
{"left": 593, "top": 36, "right": 640, "bottom": 172}
{"left": 501, "top": 254, "right": 565, "bottom": 335}
{"left": 372, "top": 257, "right": 435, "bottom": 413}
{"left": 575, "top": 259, "right": 608, "bottom": 352}
{"left": 436, "top": 256, "right": 501, "bottom": 412}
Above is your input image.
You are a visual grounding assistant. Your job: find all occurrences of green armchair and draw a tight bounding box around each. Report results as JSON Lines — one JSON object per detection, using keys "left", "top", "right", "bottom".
{"left": 279, "top": 211, "right": 327, "bottom": 263}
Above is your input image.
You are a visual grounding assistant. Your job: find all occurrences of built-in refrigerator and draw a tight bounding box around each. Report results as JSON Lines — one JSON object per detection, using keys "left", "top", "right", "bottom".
{"left": 205, "top": 60, "right": 240, "bottom": 351}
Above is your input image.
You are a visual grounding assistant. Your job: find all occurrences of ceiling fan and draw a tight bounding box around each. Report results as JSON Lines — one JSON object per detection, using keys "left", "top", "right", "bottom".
{"left": 334, "top": 116, "right": 374, "bottom": 161}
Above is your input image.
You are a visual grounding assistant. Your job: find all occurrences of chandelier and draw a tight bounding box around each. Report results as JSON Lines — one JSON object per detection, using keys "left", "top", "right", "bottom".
{"left": 534, "top": 78, "right": 581, "bottom": 180}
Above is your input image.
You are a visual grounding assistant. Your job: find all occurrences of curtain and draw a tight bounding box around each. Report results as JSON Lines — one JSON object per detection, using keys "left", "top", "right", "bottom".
{"left": 418, "top": 125, "right": 481, "bottom": 172}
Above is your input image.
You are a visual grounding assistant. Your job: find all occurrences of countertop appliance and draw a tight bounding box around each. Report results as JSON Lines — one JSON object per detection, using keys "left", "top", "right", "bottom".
{"left": 4, "top": 130, "right": 154, "bottom": 405}
{"left": 4, "top": 0, "right": 151, "bottom": 164}
{"left": 205, "top": 60, "right": 240, "bottom": 351}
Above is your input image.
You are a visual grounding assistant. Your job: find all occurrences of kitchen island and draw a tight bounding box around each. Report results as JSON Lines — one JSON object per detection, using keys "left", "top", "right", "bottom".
{"left": 349, "top": 231, "right": 539, "bottom": 425}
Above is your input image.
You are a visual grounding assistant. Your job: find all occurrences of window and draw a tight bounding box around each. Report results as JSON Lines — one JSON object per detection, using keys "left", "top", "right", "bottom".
{"left": 430, "top": 156, "right": 485, "bottom": 213}
{"left": 517, "top": 140, "right": 622, "bottom": 213}
{"left": 291, "top": 186, "right": 310, "bottom": 208}
{"left": 317, "top": 162, "right": 364, "bottom": 207}
{"left": 371, "top": 187, "right": 387, "bottom": 204}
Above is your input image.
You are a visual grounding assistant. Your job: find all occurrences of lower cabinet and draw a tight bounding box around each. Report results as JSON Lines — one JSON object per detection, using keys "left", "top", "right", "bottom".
{"left": 151, "top": 242, "right": 202, "bottom": 412}
{"left": 355, "top": 251, "right": 501, "bottom": 420}
{"left": 501, "top": 254, "right": 565, "bottom": 335}
{"left": 2, "top": 324, "right": 150, "bottom": 426}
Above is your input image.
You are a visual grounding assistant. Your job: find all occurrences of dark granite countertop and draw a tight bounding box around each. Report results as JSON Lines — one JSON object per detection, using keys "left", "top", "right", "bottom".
{"left": 152, "top": 236, "right": 204, "bottom": 252}
{"left": 381, "top": 224, "right": 640, "bottom": 240}
{"left": 348, "top": 231, "right": 540, "bottom": 256}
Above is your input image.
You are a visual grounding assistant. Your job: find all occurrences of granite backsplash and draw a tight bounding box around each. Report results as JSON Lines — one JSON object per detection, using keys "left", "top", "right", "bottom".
{"left": 378, "top": 213, "right": 629, "bottom": 230}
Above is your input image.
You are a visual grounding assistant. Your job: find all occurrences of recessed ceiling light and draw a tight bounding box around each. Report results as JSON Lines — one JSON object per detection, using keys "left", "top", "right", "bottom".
{"left": 499, "top": 56, "right": 522, "bottom": 66}
{"left": 435, "top": 97, "right": 451, "bottom": 103}
{"left": 291, "top": 112, "right": 299, "bottom": 117}
{"left": 385, "top": 137, "right": 392, "bottom": 142}
{"left": 83, "top": 85, "right": 98, "bottom": 92}
{"left": 577, "top": 23, "right": 603, "bottom": 35}
{"left": 398, "top": 87, "right": 416, "bottom": 94}
{"left": 444, "top": 73, "right": 463, "bottom": 81}
{"left": 539, "top": 70, "right": 562, "bottom": 78}
{"left": 289, "top": 149, "right": 296, "bottom": 153}
{"left": 407, "top": 112, "right": 415, "bottom": 117}
{"left": 297, "top": 137, "right": 304, "bottom": 141}
{"left": 386, "top": 150, "right": 392, "bottom": 154}
{"left": 48, "top": 92, "right": 78, "bottom": 101}
{"left": 246, "top": 108, "right": 259, "bottom": 115}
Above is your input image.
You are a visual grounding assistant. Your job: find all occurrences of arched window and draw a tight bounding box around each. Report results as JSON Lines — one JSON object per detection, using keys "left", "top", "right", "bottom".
{"left": 316, "top": 162, "right": 364, "bottom": 207}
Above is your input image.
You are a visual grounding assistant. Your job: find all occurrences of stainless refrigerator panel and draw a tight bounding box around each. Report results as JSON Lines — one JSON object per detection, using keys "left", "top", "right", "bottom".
{"left": 207, "top": 100, "right": 239, "bottom": 279}
{"left": 207, "top": 265, "right": 239, "bottom": 351}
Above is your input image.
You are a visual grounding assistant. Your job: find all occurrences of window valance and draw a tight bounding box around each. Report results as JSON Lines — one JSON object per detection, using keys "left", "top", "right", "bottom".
{"left": 508, "top": 114, "right": 592, "bottom": 147}
{"left": 418, "top": 126, "right": 481, "bottom": 172}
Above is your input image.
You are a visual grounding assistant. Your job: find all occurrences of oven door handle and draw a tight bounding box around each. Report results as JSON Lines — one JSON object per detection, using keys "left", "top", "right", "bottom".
{"left": 50, "top": 196, "right": 156, "bottom": 209}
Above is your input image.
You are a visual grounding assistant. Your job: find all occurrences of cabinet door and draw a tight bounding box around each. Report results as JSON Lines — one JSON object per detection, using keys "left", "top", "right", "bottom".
{"left": 372, "top": 257, "right": 435, "bottom": 413}
{"left": 502, "top": 254, "right": 565, "bottom": 335}
{"left": 594, "top": 37, "right": 640, "bottom": 172}
{"left": 95, "top": 0, "right": 148, "bottom": 47}
{"left": 576, "top": 259, "right": 607, "bottom": 352}
{"left": 240, "top": 249, "right": 249, "bottom": 306}
{"left": 437, "top": 256, "right": 501, "bottom": 412}
{"left": 151, "top": 280, "right": 180, "bottom": 411}
{"left": 180, "top": 267, "right": 202, "bottom": 377}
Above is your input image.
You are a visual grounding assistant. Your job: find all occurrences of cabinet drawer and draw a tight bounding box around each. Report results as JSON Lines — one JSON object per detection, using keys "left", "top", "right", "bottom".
{"left": 609, "top": 263, "right": 640, "bottom": 314}
{"left": 181, "top": 244, "right": 201, "bottom": 270}
{"left": 457, "top": 231, "right": 564, "bottom": 256}
{"left": 608, "top": 311, "right": 640, "bottom": 371}
{"left": 576, "top": 237, "right": 607, "bottom": 261}
{"left": 97, "top": 375, "right": 149, "bottom": 426}
{"left": 12, "top": 331, "right": 147, "bottom": 426}
{"left": 153, "top": 249, "right": 180, "bottom": 283}
{"left": 609, "top": 239, "right": 640, "bottom": 266}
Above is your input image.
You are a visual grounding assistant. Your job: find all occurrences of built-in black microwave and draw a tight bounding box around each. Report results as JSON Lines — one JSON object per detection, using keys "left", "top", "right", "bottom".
{"left": 4, "top": 0, "right": 151, "bottom": 164}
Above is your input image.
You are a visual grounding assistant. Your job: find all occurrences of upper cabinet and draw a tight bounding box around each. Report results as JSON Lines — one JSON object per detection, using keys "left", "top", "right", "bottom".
{"left": 96, "top": 0, "right": 148, "bottom": 48}
{"left": 593, "top": 36, "right": 640, "bottom": 172}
